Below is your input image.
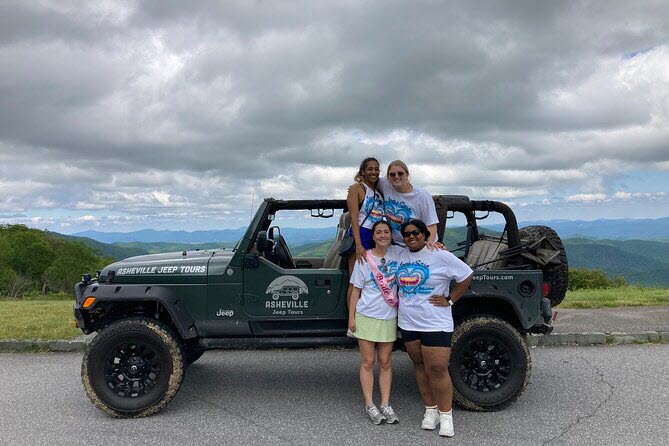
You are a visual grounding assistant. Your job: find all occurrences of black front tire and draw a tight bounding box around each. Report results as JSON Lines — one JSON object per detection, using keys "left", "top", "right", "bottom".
{"left": 450, "top": 317, "right": 531, "bottom": 411}
{"left": 82, "top": 318, "right": 185, "bottom": 418}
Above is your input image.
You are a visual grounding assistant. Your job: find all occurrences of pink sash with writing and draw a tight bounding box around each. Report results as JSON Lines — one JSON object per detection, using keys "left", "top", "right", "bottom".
{"left": 366, "top": 251, "right": 399, "bottom": 308}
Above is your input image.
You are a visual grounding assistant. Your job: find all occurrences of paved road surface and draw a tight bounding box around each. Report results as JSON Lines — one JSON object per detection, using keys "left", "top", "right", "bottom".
{"left": 1, "top": 345, "right": 667, "bottom": 445}
{"left": 551, "top": 306, "right": 669, "bottom": 334}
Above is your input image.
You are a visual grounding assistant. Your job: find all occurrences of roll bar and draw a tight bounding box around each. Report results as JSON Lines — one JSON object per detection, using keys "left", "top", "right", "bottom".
{"left": 433, "top": 196, "right": 521, "bottom": 248}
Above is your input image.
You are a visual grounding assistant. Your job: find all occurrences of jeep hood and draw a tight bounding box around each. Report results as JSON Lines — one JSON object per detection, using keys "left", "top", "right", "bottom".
{"left": 99, "top": 248, "right": 234, "bottom": 283}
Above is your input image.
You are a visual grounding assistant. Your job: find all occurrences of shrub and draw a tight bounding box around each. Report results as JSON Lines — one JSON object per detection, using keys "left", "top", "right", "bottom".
{"left": 568, "top": 268, "right": 628, "bottom": 291}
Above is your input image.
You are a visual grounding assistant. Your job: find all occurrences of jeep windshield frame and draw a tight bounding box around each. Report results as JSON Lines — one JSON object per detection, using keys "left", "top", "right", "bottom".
{"left": 239, "top": 198, "right": 348, "bottom": 254}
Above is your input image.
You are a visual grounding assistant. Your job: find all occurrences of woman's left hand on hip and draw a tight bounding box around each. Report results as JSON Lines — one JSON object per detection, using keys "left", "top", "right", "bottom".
{"left": 428, "top": 294, "right": 451, "bottom": 307}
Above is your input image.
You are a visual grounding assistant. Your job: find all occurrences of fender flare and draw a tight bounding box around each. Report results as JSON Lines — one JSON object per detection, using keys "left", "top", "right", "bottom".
{"left": 452, "top": 293, "right": 528, "bottom": 331}
{"left": 78, "top": 283, "right": 199, "bottom": 339}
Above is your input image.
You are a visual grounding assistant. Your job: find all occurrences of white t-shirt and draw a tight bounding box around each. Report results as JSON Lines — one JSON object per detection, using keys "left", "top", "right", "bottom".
{"left": 396, "top": 246, "right": 473, "bottom": 332}
{"left": 358, "top": 183, "right": 384, "bottom": 230}
{"left": 349, "top": 245, "right": 402, "bottom": 320}
{"left": 378, "top": 177, "right": 439, "bottom": 246}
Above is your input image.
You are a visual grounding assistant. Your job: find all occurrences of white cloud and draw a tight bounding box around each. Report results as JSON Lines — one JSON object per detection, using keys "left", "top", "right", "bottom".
{"left": 0, "top": 0, "right": 668, "bottom": 231}
{"left": 612, "top": 191, "right": 667, "bottom": 200}
{"left": 613, "top": 192, "right": 632, "bottom": 200}
{"left": 566, "top": 193, "right": 608, "bottom": 202}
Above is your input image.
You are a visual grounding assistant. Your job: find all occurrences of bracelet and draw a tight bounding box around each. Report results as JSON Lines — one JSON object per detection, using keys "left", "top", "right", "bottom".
{"left": 449, "top": 298, "right": 456, "bottom": 306}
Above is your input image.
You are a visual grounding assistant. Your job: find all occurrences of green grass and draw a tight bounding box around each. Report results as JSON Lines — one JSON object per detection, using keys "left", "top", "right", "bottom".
{"left": 0, "top": 299, "right": 80, "bottom": 340}
{"left": 1, "top": 286, "right": 668, "bottom": 340}
{"left": 559, "top": 286, "right": 669, "bottom": 309}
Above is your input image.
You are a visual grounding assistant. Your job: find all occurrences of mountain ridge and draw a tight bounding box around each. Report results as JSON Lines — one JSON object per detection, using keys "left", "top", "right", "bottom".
{"left": 73, "top": 216, "right": 669, "bottom": 244}
{"left": 65, "top": 218, "right": 669, "bottom": 287}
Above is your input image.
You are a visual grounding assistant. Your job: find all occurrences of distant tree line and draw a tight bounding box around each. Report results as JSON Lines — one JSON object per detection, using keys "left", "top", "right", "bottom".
{"left": 0, "top": 223, "right": 645, "bottom": 298}
{"left": 0, "top": 225, "right": 112, "bottom": 298}
{"left": 568, "top": 268, "right": 627, "bottom": 291}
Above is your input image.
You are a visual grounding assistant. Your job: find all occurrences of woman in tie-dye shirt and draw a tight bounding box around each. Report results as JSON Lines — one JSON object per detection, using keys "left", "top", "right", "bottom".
{"left": 395, "top": 219, "right": 473, "bottom": 438}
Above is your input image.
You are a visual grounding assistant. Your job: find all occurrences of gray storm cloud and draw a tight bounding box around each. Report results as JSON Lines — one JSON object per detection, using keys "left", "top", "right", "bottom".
{"left": 0, "top": 0, "right": 668, "bottom": 231}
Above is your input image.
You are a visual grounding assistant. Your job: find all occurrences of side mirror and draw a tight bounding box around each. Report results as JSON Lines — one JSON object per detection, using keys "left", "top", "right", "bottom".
{"left": 267, "top": 227, "right": 280, "bottom": 255}
{"left": 268, "top": 226, "right": 280, "bottom": 239}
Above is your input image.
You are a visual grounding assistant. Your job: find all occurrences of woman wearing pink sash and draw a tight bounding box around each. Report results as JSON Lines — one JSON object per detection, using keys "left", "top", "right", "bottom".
{"left": 348, "top": 220, "right": 401, "bottom": 425}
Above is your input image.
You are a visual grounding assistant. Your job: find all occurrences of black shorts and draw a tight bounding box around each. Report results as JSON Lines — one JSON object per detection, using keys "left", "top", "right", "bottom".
{"left": 400, "top": 329, "right": 453, "bottom": 348}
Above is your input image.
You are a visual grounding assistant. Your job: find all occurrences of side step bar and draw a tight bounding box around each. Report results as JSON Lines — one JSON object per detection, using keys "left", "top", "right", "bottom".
{"left": 199, "top": 336, "right": 357, "bottom": 349}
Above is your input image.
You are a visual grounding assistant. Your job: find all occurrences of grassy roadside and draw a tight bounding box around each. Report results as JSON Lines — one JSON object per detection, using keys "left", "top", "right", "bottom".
{"left": 559, "top": 287, "right": 669, "bottom": 309}
{"left": 0, "top": 299, "right": 79, "bottom": 340}
{"left": 1, "top": 287, "right": 668, "bottom": 340}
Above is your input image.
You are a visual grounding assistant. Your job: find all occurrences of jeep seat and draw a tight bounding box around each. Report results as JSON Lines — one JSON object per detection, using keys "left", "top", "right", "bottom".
{"left": 465, "top": 240, "right": 508, "bottom": 270}
{"left": 323, "top": 212, "right": 351, "bottom": 269}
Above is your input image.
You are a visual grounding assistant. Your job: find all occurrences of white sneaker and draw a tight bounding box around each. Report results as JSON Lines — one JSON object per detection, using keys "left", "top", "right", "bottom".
{"left": 380, "top": 404, "right": 399, "bottom": 424}
{"left": 421, "top": 407, "right": 439, "bottom": 430}
{"left": 439, "top": 411, "right": 455, "bottom": 437}
{"left": 365, "top": 405, "right": 385, "bottom": 425}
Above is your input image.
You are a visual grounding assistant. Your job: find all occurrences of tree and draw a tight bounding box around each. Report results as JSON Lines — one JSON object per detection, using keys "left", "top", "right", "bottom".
{"left": 0, "top": 224, "right": 111, "bottom": 297}
{"left": 43, "top": 239, "right": 109, "bottom": 293}
{"left": 4, "top": 226, "right": 54, "bottom": 280}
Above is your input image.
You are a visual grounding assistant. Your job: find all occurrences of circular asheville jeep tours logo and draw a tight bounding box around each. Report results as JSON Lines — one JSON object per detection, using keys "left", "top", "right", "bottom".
{"left": 265, "top": 276, "right": 309, "bottom": 300}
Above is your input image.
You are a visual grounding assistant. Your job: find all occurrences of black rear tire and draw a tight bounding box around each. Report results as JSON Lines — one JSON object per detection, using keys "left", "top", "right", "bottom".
{"left": 519, "top": 225, "right": 568, "bottom": 307}
{"left": 450, "top": 317, "right": 531, "bottom": 411}
{"left": 82, "top": 318, "right": 185, "bottom": 418}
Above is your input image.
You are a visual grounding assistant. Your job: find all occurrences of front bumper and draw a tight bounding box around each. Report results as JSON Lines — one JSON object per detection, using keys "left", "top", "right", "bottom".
{"left": 73, "top": 279, "right": 94, "bottom": 333}
{"left": 73, "top": 304, "right": 87, "bottom": 332}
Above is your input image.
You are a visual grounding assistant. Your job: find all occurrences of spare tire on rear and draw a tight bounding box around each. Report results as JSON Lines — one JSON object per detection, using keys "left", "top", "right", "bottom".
{"left": 519, "top": 225, "right": 568, "bottom": 307}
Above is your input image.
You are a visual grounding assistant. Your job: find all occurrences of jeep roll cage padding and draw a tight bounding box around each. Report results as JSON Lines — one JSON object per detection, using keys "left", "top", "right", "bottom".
{"left": 248, "top": 197, "right": 532, "bottom": 275}
{"left": 434, "top": 196, "right": 521, "bottom": 248}
{"left": 245, "top": 197, "right": 524, "bottom": 267}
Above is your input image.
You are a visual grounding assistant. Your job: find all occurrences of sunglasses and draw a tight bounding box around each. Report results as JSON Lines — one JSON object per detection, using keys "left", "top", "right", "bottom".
{"left": 401, "top": 229, "right": 422, "bottom": 238}
{"left": 388, "top": 171, "right": 406, "bottom": 178}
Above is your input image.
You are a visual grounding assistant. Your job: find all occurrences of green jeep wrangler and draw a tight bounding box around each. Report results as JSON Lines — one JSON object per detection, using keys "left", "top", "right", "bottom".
{"left": 74, "top": 196, "right": 566, "bottom": 418}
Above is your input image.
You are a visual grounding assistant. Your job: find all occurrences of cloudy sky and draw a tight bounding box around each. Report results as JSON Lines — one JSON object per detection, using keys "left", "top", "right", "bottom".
{"left": 1, "top": 0, "right": 668, "bottom": 233}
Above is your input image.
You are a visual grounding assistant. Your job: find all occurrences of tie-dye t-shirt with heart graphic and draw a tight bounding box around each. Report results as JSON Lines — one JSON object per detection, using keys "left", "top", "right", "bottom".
{"left": 377, "top": 178, "right": 439, "bottom": 246}
{"left": 396, "top": 247, "right": 473, "bottom": 332}
{"left": 349, "top": 245, "right": 402, "bottom": 320}
{"left": 358, "top": 183, "right": 385, "bottom": 230}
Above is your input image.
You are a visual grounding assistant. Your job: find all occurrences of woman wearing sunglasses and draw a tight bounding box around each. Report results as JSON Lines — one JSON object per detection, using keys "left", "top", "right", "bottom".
{"left": 377, "top": 160, "right": 439, "bottom": 248}
{"left": 395, "top": 219, "right": 473, "bottom": 438}
{"left": 348, "top": 220, "right": 401, "bottom": 425}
